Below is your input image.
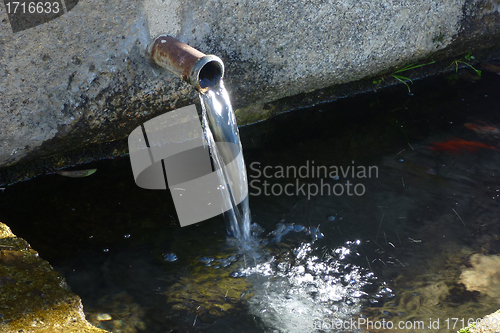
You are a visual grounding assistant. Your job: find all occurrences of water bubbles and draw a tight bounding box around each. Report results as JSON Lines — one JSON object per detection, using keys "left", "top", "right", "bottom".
{"left": 277, "top": 262, "right": 289, "bottom": 272}
{"left": 381, "top": 287, "right": 393, "bottom": 294}
{"left": 230, "top": 270, "right": 245, "bottom": 278}
{"left": 269, "top": 222, "right": 313, "bottom": 242}
{"left": 327, "top": 214, "right": 342, "bottom": 222}
{"left": 294, "top": 265, "right": 306, "bottom": 275}
{"left": 307, "top": 227, "right": 324, "bottom": 241}
{"left": 334, "top": 246, "right": 351, "bottom": 260}
{"left": 224, "top": 256, "right": 238, "bottom": 266}
{"left": 163, "top": 253, "right": 178, "bottom": 262}
{"left": 218, "top": 258, "right": 234, "bottom": 268}
{"left": 293, "top": 225, "right": 305, "bottom": 232}
{"left": 197, "top": 254, "right": 239, "bottom": 268}
{"left": 251, "top": 223, "right": 265, "bottom": 236}
{"left": 305, "top": 284, "right": 319, "bottom": 294}
{"left": 197, "top": 256, "right": 214, "bottom": 265}
{"left": 245, "top": 241, "right": 378, "bottom": 332}
{"left": 378, "top": 287, "right": 396, "bottom": 298}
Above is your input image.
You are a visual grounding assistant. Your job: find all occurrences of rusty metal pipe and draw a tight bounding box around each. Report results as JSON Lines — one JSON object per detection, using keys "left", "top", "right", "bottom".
{"left": 149, "top": 35, "right": 224, "bottom": 93}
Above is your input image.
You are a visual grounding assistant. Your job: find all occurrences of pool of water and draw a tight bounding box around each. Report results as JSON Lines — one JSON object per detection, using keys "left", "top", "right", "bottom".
{"left": 1, "top": 64, "right": 500, "bottom": 333}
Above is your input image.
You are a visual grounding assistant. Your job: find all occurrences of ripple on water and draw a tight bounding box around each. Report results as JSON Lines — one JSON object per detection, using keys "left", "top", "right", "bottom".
{"left": 234, "top": 240, "right": 381, "bottom": 332}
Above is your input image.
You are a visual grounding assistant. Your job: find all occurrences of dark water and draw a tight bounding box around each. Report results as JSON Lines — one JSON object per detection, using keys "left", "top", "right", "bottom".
{"left": 1, "top": 65, "right": 500, "bottom": 332}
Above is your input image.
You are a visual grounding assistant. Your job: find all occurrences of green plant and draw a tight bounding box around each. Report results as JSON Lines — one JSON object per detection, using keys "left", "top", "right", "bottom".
{"left": 458, "top": 319, "right": 478, "bottom": 333}
{"left": 448, "top": 52, "right": 482, "bottom": 77}
{"left": 373, "top": 61, "right": 435, "bottom": 93}
{"left": 458, "top": 325, "right": 472, "bottom": 333}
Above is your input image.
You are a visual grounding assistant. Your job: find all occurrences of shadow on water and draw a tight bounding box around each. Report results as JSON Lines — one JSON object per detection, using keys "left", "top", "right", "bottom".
{"left": 1, "top": 63, "right": 500, "bottom": 332}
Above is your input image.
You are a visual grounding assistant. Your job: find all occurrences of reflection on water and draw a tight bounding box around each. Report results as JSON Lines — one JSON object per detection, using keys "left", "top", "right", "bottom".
{"left": 243, "top": 241, "right": 377, "bottom": 333}
{"left": 0, "top": 66, "right": 500, "bottom": 332}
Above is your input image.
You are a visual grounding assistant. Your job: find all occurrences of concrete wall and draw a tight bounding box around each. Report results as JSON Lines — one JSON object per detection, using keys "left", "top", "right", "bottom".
{"left": 0, "top": 0, "right": 499, "bottom": 176}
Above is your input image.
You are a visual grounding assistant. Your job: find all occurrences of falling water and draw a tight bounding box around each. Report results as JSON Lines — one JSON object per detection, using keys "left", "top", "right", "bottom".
{"left": 199, "top": 80, "right": 251, "bottom": 240}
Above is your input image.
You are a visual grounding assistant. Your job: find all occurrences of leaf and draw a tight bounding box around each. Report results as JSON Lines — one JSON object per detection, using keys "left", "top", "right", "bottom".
{"left": 391, "top": 75, "right": 413, "bottom": 93}
{"left": 56, "top": 169, "right": 97, "bottom": 178}
{"left": 393, "top": 61, "right": 435, "bottom": 73}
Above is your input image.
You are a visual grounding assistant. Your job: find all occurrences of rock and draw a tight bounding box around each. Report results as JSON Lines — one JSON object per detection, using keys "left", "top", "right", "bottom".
{"left": 0, "top": 222, "right": 106, "bottom": 333}
{"left": 469, "top": 309, "right": 500, "bottom": 333}
{"left": 1, "top": 0, "right": 500, "bottom": 182}
{"left": 96, "top": 313, "right": 112, "bottom": 321}
{"left": 460, "top": 254, "right": 500, "bottom": 299}
{"left": 85, "top": 292, "right": 146, "bottom": 332}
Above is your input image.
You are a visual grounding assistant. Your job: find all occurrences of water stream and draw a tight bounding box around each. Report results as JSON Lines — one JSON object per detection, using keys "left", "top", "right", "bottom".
{"left": 199, "top": 80, "right": 251, "bottom": 241}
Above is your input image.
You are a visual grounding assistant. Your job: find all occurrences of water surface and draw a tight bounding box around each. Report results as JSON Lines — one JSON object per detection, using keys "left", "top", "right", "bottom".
{"left": 1, "top": 66, "right": 500, "bottom": 332}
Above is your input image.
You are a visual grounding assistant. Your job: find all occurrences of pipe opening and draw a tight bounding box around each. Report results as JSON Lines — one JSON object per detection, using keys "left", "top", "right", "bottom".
{"left": 198, "top": 61, "right": 223, "bottom": 90}
{"left": 149, "top": 35, "right": 224, "bottom": 92}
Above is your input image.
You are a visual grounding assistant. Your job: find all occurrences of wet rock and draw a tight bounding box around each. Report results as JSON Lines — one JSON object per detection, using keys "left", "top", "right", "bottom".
{"left": 460, "top": 254, "right": 500, "bottom": 299}
{"left": 469, "top": 309, "right": 500, "bottom": 333}
{"left": 96, "top": 313, "right": 112, "bottom": 321}
{"left": 0, "top": 222, "right": 106, "bottom": 333}
{"left": 86, "top": 292, "right": 146, "bottom": 332}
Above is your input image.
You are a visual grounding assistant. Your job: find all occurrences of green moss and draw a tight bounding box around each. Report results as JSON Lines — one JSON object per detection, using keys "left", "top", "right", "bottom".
{"left": 433, "top": 32, "right": 446, "bottom": 48}
{"left": 458, "top": 325, "right": 472, "bottom": 333}
{"left": 0, "top": 222, "right": 107, "bottom": 332}
{"left": 164, "top": 259, "right": 252, "bottom": 319}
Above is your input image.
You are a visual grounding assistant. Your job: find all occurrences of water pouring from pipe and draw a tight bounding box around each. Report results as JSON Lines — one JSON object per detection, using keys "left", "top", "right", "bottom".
{"left": 148, "top": 35, "right": 251, "bottom": 240}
